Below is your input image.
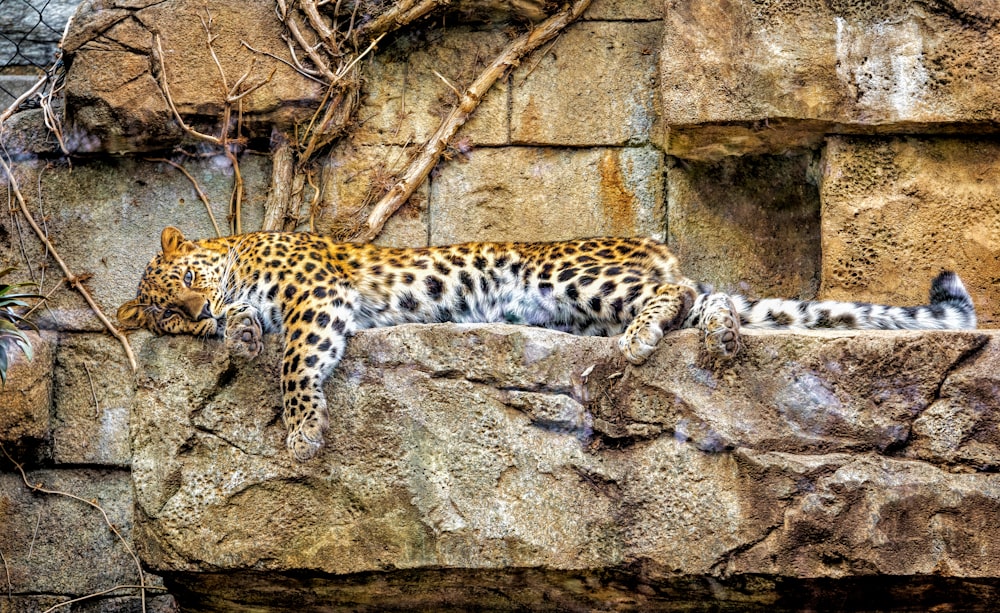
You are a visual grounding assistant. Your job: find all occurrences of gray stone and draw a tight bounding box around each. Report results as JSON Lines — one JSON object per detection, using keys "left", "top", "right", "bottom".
{"left": 429, "top": 146, "right": 665, "bottom": 243}
{"left": 53, "top": 333, "right": 151, "bottom": 466}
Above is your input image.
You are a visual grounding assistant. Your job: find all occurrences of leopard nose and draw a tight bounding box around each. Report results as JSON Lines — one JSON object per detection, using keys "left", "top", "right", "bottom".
{"left": 197, "top": 303, "right": 213, "bottom": 321}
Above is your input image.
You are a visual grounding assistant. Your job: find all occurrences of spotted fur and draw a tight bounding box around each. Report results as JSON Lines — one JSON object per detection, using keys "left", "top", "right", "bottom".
{"left": 118, "top": 228, "right": 976, "bottom": 461}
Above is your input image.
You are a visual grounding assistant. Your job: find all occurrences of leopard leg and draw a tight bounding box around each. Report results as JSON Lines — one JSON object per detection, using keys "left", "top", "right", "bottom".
{"left": 619, "top": 284, "right": 697, "bottom": 365}
{"left": 221, "top": 303, "right": 263, "bottom": 359}
{"left": 699, "top": 293, "right": 741, "bottom": 359}
{"left": 280, "top": 292, "right": 355, "bottom": 461}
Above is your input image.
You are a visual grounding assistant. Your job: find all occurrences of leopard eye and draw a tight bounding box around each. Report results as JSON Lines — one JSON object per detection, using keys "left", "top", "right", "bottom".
{"left": 183, "top": 270, "right": 194, "bottom": 287}
{"left": 163, "top": 308, "right": 177, "bottom": 319}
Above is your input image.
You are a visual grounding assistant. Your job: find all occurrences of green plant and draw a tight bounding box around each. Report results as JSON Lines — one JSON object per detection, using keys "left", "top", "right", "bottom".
{"left": 0, "top": 267, "right": 42, "bottom": 385}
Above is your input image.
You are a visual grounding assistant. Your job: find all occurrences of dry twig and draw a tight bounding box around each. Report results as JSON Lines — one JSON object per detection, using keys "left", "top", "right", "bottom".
{"left": 356, "top": 0, "right": 594, "bottom": 242}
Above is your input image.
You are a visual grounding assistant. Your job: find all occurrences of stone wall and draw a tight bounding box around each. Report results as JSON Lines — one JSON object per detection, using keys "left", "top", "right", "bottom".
{"left": 1, "top": 0, "right": 1000, "bottom": 611}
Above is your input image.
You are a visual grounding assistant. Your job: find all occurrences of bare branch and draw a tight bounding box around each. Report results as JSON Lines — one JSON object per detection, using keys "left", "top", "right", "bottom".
{"left": 262, "top": 134, "right": 297, "bottom": 231}
{"left": 0, "top": 157, "right": 138, "bottom": 372}
{"left": 358, "top": 0, "right": 594, "bottom": 242}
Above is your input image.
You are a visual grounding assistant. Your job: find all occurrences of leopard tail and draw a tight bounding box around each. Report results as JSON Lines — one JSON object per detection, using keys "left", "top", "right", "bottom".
{"left": 711, "top": 271, "right": 977, "bottom": 331}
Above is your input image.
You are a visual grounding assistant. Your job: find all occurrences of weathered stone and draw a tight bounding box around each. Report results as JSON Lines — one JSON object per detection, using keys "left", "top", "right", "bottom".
{"left": 666, "top": 152, "right": 821, "bottom": 299}
{"left": 907, "top": 335, "right": 1000, "bottom": 470}
{"left": 585, "top": 0, "right": 663, "bottom": 21}
{"left": 820, "top": 136, "right": 1000, "bottom": 327}
{"left": 353, "top": 26, "right": 510, "bottom": 147}
{"left": 0, "top": 331, "right": 55, "bottom": 446}
{"left": 52, "top": 333, "right": 151, "bottom": 466}
{"left": 510, "top": 20, "right": 661, "bottom": 146}
{"left": 661, "top": 0, "right": 1000, "bottom": 158}
{"left": 0, "top": 468, "right": 158, "bottom": 597}
{"left": 0, "top": 156, "right": 265, "bottom": 332}
{"left": 129, "top": 324, "right": 1000, "bottom": 608}
{"left": 429, "top": 146, "right": 665, "bottom": 243}
{"left": 63, "top": 0, "right": 326, "bottom": 152}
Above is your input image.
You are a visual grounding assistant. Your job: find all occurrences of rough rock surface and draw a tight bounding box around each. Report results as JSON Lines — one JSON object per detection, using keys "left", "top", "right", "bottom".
{"left": 0, "top": 331, "right": 55, "bottom": 448}
{"left": 429, "top": 146, "right": 665, "bottom": 244}
{"left": 820, "top": 136, "right": 1000, "bottom": 327}
{"left": 130, "top": 325, "right": 1000, "bottom": 608}
{"left": 661, "top": 0, "right": 1000, "bottom": 158}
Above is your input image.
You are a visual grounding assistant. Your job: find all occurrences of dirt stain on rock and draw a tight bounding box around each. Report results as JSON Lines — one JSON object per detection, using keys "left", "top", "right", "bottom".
{"left": 597, "top": 150, "right": 638, "bottom": 236}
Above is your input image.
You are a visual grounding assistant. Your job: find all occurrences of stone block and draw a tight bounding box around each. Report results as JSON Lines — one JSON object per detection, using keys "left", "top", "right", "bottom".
{"left": 0, "top": 468, "right": 157, "bottom": 597}
{"left": 666, "top": 152, "right": 821, "bottom": 298}
{"left": 820, "top": 136, "right": 1000, "bottom": 327}
{"left": 429, "top": 146, "right": 665, "bottom": 243}
{"left": 353, "top": 26, "right": 510, "bottom": 147}
{"left": 0, "top": 331, "right": 56, "bottom": 446}
{"left": 64, "top": 0, "right": 325, "bottom": 152}
{"left": 52, "top": 333, "right": 151, "bottom": 466}
{"left": 585, "top": 0, "right": 663, "bottom": 21}
{"left": 661, "top": 0, "right": 1000, "bottom": 158}
{"left": 511, "top": 20, "right": 661, "bottom": 146}
{"left": 0, "top": 156, "right": 266, "bottom": 332}
{"left": 128, "top": 325, "right": 1000, "bottom": 595}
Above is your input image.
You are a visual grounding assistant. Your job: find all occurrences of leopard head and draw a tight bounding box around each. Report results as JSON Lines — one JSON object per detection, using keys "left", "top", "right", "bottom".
{"left": 117, "top": 227, "right": 229, "bottom": 336}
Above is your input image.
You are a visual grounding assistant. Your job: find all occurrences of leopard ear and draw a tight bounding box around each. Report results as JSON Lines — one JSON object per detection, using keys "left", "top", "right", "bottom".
{"left": 161, "top": 227, "right": 195, "bottom": 259}
{"left": 117, "top": 298, "right": 152, "bottom": 329}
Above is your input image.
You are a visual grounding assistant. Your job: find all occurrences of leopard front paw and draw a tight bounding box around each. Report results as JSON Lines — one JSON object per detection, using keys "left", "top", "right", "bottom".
{"left": 701, "top": 293, "right": 740, "bottom": 359}
{"left": 224, "top": 306, "right": 263, "bottom": 359}
{"left": 619, "top": 320, "right": 662, "bottom": 365}
{"left": 286, "top": 408, "right": 328, "bottom": 461}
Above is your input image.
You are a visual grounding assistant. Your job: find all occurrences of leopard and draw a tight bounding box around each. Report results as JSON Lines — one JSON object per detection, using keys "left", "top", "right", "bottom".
{"left": 117, "top": 227, "right": 977, "bottom": 461}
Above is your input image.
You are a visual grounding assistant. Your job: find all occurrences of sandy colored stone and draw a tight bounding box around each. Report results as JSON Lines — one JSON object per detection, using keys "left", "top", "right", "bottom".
{"left": 511, "top": 20, "right": 661, "bottom": 146}
{"left": 0, "top": 331, "right": 56, "bottom": 445}
{"left": 666, "top": 152, "right": 821, "bottom": 299}
{"left": 907, "top": 336, "right": 1000, "bottom": 469}
{"left": 0, "top": 156, "right": 266, "bottom": 332}
{"left": 661, "top": 0, "right": 1000, "bottom": 158}
{"left": 820, "top": 136, "right": 1000, "bottom": 327}
{"left": 429, "top": 146, "right": 665, "bottom": 243}
{"left": 129, "top": 325, "right": 1000, "bottom": 593}
{"left": 63, "top": 0, "right": 325, "bottom": 152}
{"left": 0, "top": 468, "right": 144, "bottom": 594}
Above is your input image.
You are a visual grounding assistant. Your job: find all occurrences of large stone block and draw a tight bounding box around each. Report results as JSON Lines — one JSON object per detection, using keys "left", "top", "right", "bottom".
{"left": 128, "top": 324, "right": 1000, "bottom": 608}
{"left": 666, "top": 152, "right": 821, "bottom": 299}
{"left": 429, "top": 146, "right": 665, "bottom": 243}
{"left": 0, "top": 156, "right": 265, "bottom": 332}
{"left": 311, "top": 141, "right": 429, "bottom": 247}
{"left": 511, "top": 20, "right": 661, "bottom": 146}
{"left": 820, "top": 136, "right": 1000, "bottom": 327}
{"left": 661, "top": 0, "right": 1000, "bottom": 158}
{"left": 63, "top": 0, "right": 325, "bottom": 152}
{"left": 0, "top": 331, "right": 56, "bottom": 446}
